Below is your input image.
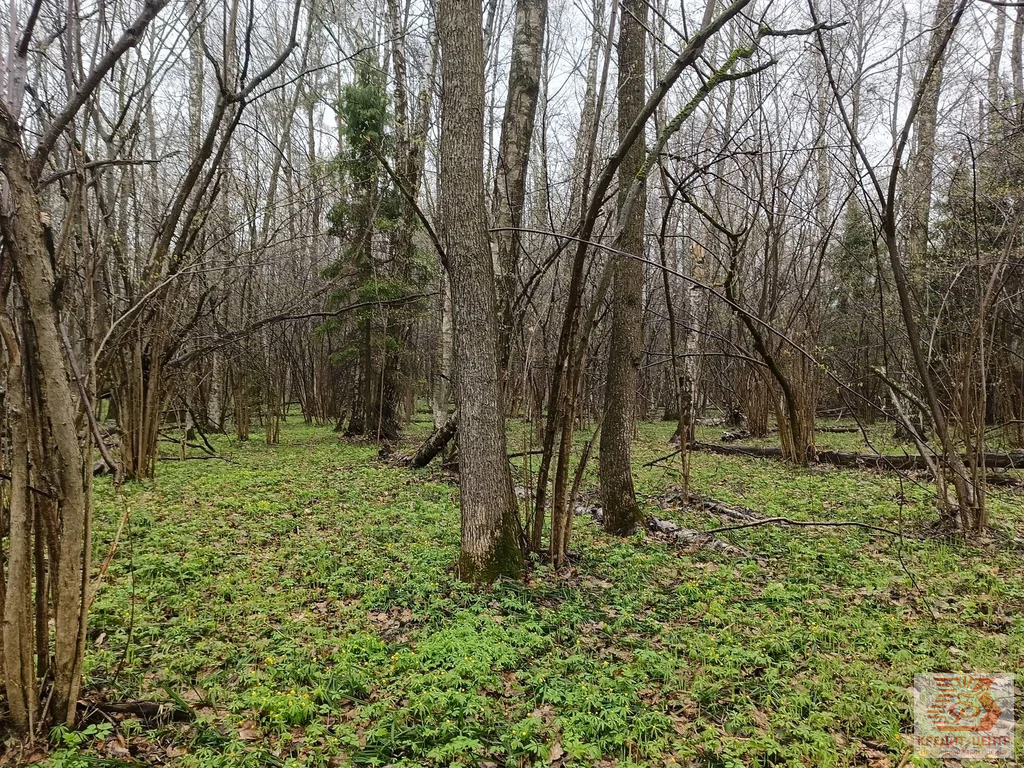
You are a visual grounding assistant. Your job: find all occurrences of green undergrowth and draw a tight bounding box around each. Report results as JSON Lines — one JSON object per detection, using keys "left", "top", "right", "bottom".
{"left": 45, "top": 418, "right": 1024, "bottom": 767}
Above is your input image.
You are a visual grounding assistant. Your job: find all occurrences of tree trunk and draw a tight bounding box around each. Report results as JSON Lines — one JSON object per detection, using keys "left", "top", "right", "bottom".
{"left": 904, "top": 0, "right": 954, "bottom": 297}
{"left": 0, "top": 109, "right": 91, "bottom": 729}
{"left": 1012, "top": 8, "right": 1024, "bottom": 117}
{"left": 599, "top": 0, "right": 647, "bottom": 536}
{"left": 438, "top": 0, "right": 524, "bottom": 582}
{"left": 0, "top": 314, "right": 37, "bottom": 733}
{"left": 431, "top": 276, "right": 454, "bottom": 429}
{"left": 492, "top": 0, "right": 547, "bottom": 361}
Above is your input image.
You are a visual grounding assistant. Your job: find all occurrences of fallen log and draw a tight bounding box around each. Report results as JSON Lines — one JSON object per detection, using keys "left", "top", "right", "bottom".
{"left": 402, "top": 410, "right": 458, "bottom": 468}
{"left": 689, "top": 441, "right": 1024, "bottom": 471}
{"left": 722, "top": 425, "right": 865, "bottom": 443}
{"left": 659, "top": 488, "right": 760, "bottom": 522}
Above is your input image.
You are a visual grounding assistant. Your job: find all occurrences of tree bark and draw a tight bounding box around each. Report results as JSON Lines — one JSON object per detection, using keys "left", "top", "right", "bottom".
{"left": 0, "top": 106, "right": 91, "bottom": 728}
{"left": 599, "top": 0, "right": 647, "bottom": 536}
{"left": 0, "top": 314, "right": 37, "bottom": 733}
{"left": 492, "top": 0, "right": 547, "bottom": 360}
{"left": 431, "top": 276, "right": 454, "bottom": 429}
{"left": 904, "top": 0, "right": 954, "bottom": 294}
{"left": 1012, "top": 8, "right": 1024, "bottom": 116}
{"left": 438, "top": 0, "right": 524, "bottom": 581}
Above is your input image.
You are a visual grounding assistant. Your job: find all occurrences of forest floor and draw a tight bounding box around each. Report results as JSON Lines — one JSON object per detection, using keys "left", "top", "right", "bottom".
{"left": 35, "top": 418, "right": 1024, "bottom": 767}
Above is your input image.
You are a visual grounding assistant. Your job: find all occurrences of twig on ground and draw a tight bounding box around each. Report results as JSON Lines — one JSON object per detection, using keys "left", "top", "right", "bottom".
{"left": 644, "top": 448, "right": 681, "bottom": 467}
{"left": 159, "top": 455, "right": 235, "bottom": 463}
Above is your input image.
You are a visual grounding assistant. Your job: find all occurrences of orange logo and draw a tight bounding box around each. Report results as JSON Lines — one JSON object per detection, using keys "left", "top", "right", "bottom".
{"left": 914, "top": 672, "right": 1014, "bottom": 758}
{"left": 926, "top": 675, "right": 1003, "bottom": 732}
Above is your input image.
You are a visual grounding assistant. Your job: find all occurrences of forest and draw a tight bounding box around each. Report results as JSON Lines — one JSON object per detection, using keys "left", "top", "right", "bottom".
{"left": 0, "top": 0, "right": 1022, "bottom": 764}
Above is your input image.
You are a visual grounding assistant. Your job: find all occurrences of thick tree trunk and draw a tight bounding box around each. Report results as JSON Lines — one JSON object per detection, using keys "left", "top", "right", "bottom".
{"left": 348, "top": 298, "right": 374, "bottom": 436}
{"left": 374, "top": 362, "right": 402, "bottom": 442}
{"left": 438, "top": 0, "right": 524, "bottom": 582}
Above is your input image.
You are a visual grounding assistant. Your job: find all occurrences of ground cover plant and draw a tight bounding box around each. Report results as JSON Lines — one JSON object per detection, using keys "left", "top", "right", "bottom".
{"left": 27, "top": 419, "right": 1022, "bottom": 767}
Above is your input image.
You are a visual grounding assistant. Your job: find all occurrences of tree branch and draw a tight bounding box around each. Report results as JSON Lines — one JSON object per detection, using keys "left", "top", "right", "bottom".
{"left": 32, "top": 0, "right": 170, "bottom": 176}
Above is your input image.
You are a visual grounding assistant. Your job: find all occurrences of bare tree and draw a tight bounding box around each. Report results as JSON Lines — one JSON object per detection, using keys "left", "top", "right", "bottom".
{"left": 1, "top": 0, "right": 170, "bottom": 730}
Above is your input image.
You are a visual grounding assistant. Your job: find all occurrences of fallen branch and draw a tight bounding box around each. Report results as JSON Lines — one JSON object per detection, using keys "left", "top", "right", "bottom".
{"left": 645, "top": 515, "right": 755, "bottom": 558}
{"left": 159, "top": 455, "right": 234, "bottom": 463}
{"left": 704, "top": 516, "right": 899, "bottom": 537}
{"left": 79, "top": 699, "right": 192, "bottom": 725}
{"left": 644, "top": 447, "right": 682, "bottom": 467}
{"left": 658, "top": 487, "right": 901, "bottom": 537}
